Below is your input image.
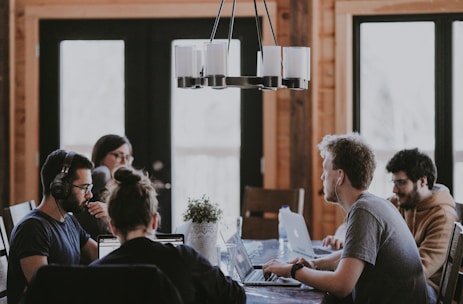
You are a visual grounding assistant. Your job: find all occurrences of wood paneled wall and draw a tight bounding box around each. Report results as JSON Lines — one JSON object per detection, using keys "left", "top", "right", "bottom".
{"left": 7, "top": 0, "right": 461, "bottom": 238}
{"left": 0, "top": 0, "right": 10, "bottom": 212}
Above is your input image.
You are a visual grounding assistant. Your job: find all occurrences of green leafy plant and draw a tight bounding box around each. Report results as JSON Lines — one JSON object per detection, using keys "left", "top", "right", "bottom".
{"left": 183, "top": 194, "right": 223, "bottom": 223}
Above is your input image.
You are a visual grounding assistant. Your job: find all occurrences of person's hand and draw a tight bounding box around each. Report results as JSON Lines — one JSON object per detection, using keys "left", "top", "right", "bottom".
{"left": 262, "top": 259, "right": 293, "bottom": 279}
{"left": 322, "top": 235, "right": 344, "bottom": 250}
{"left": 87, "top": 201, "right": 110, "bottom": 225}
{"left": 288, "top": 257, "right": 313, "bottom": 268}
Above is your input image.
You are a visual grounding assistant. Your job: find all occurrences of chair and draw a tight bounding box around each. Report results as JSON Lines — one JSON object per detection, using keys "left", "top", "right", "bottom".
{"left": 21, "top": 264, "right": 184, "bottom": 304}
{"left": 0, "top": 216, "right": 8, "bottom": 304}
{"left": 455, "top": 202, "right": 463, "bottom": 224}
{"left": 437, "top": 221, "right": 463, "bottom": 304}
{"left": 241, "top": 186, "right": 304, "bottom": 239}
{"left": 3, "top": 200, "right": 36, "bottom": 240}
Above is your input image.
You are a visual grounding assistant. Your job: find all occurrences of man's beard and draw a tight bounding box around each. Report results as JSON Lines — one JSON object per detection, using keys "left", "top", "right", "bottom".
{"left": 399, "top": 184, "right": 420, "bottom": 210}
{"left": 324, "top": 183, "right": 339, "bottom": 203}
{"left": 60, "top": 194, "right": 86, "bottom": 214}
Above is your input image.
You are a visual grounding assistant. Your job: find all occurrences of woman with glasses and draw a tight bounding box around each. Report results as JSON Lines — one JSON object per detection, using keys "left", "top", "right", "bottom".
{"left": 75, "top": 134, "right": 134, "bottom": 241}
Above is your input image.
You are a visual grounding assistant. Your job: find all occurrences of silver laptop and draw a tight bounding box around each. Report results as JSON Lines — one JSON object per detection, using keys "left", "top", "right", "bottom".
{"left": 97, "top": 233, "right": 185, "bottom": 258}
{"left": 228, "top": 233, "right": 301, "bottom": 286}
{"left": 280, "top": 211, "right": 333, "bottom": 259}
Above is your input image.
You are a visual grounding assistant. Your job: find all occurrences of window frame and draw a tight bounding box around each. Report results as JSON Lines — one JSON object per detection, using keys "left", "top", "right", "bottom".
{"left": 335, "top": 1, "right": 463, "bottom": 198}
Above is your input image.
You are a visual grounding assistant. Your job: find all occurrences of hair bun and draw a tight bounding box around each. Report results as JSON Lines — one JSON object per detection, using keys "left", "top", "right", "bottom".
{"left": 113, "top": 166, "right": 141, "bottom": 185}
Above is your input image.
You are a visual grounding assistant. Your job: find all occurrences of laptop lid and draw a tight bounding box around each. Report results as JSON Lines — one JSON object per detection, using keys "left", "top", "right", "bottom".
{"left": 227, "top": 233, "right": 301, "bottom": 287}
{"left": 155, "top": 233, "right": 185, "bottom": 246}
{"left": 280, "top": 211, "right": 317, "bottom": 258}
{"left": 97, "top": 233, "right": 185, "bottom": 258}
{"left": 228, "top": 233, "right": 255, "bottom": 280}
{"left": 97, "top": 234, "right": 121, "bottom": 259}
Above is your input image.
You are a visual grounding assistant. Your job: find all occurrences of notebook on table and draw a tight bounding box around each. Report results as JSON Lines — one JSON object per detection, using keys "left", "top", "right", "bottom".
{"left": 280, "top": 211, "right": 334, "bottom": 259}
{"left": 97, "top": 233, "right": 185, "bottom": 258}
{"left": 228, "top": 233, "right": 301, "bottom": 287}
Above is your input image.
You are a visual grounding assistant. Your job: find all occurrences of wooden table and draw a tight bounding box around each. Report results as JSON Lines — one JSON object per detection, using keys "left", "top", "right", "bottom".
{"left": 242, "top": 239, "right": 327, "bottom": 304}
{"left": 245, "top": 285, "right": 326, "bottom": 304}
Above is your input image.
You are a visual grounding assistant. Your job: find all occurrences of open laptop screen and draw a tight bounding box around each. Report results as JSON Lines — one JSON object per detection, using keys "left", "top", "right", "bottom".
{"left": 97, "top": 233, "right": 185, "bottom": 258}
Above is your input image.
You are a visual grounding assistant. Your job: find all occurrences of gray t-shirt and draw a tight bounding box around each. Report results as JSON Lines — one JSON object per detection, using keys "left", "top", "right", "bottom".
{"left": 343, "top": 192, "right": 430, "bottom": 304}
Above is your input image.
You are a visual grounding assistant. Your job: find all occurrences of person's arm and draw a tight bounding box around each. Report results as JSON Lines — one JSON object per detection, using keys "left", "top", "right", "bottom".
{"left": 263, "top": 256, "right": 364, "bottom": 298}
{"left": 289, "top": 250, "right": 342, "bottom": 271}
{"left": 418, "top": 211, "right": 457, "bottom": 279}
{"left": 87, "top": 201, "right": 110, "bottom": 227}
{"left": 19, "top": 255, "right": 48, "bottom": 283}
{"left": 81, "top": 238, "right": 98, "bottom": 262}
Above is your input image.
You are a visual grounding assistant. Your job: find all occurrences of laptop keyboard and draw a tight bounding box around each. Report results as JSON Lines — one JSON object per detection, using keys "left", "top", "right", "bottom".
{"left": 247, "top": 270, "right": 277, "bottom": 282}
{"left": 313, "top": 247, "right": 332, "bottom": 255}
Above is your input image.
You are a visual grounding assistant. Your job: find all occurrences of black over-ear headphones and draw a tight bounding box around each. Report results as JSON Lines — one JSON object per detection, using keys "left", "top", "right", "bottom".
{"left": 50, "top": 151, "right": 76, "bottom": 200}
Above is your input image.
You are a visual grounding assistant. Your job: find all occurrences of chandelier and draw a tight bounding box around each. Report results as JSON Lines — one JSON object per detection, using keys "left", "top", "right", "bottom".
{"left": 174, "top": 0, "right": 310, "bottom": 90}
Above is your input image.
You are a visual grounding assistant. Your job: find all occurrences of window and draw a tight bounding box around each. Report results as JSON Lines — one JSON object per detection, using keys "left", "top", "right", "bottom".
{"left": 60, "top": 40, "right": 125, "bottom": 158}
{"left": 171, "top": 39, "right": 241, "bottom": 229}
{"left": 354, "top": 14, "right": 463, "bottom": 202}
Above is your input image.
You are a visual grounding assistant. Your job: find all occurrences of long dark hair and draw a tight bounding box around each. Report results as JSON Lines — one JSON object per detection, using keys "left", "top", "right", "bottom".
{"left": 92, "top": 134, "right": 132, "bottom": 166}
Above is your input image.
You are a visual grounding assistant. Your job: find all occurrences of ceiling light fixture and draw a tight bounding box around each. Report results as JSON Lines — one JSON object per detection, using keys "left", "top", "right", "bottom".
{"left": 174, "top": 0, "right": 310, "bottom": 90}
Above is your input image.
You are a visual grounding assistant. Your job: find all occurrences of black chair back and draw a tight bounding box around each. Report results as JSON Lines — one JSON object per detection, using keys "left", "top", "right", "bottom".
{"left": 21, "top": 264, "right": 184, "bottom": 304}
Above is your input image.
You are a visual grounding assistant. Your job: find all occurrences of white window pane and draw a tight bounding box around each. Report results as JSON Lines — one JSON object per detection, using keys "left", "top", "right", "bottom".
{"left": 60, "top": 41, "right": 125, "bottom": 158}
{"left": 360, "top": 22, "right": 435, "bottom": 199}
{"left": 171, "top": 40, "right": 241, "bottom": 229}
{"left": 453, "top": 21, "right": 463, "bottom": 202}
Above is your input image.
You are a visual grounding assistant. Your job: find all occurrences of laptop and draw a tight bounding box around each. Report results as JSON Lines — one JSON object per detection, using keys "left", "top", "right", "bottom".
{"left": 280, "top": 211, "right": 334, "bottom": 259}
{"left": 228, "top": 233, "right": 301, "bottom": 286}
{"left": 97, "top": 233, "right": 185, "bottom": 258}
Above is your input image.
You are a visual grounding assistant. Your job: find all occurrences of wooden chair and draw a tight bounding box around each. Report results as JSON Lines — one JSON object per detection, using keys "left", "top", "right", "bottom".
{"left": 21, "top": 264, "right": 184, "bottom": 304}
{"left": 0, "top": 216, "right": 9, "bottom": 304}
{"left": 241, "top": 186, "right": 304, "bottom": 239}
{"left": 3, "top": 200, "right": 36, "bottom": 241}
{"left": 437, "top": 221, "right": 463, "bottom": 304}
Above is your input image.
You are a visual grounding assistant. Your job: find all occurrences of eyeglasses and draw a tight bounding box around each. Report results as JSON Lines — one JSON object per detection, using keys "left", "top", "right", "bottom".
{"left": 72, "top": 183, "right": 93, "bottom": 194}
{"left": 109, "top": 152, "right": 134, "bottom": 164}
{"left": 391, "top": 179, "right": 409, "bottom": 188}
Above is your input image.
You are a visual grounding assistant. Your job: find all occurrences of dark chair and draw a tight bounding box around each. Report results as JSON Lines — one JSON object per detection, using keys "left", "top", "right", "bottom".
{"left": 3, "top": 200, "right": 36, "bottom": 241}
{"left": 0, "top": 216, "right": 9, "bottom": 304}
{"left": 241, "top": 186, "right": 304, "bottom": 239}
{"left": 437, "top": 221, "right": 463, "bottom": 304}
{"left": 21, "top": 264, "right": 184, "bottom": 304}
{"left": 455, "top": 201, "right": 463, "bottom": 224}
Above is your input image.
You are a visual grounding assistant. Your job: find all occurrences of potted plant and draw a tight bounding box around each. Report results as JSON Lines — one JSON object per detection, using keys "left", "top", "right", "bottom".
{"left": 183, "top": 195, "right": 223, "bottom": 263}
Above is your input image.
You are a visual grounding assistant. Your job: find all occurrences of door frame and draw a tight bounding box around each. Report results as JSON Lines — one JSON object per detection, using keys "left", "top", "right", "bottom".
{"left": 16, "top": 2, "right": 278, "bottom": 203}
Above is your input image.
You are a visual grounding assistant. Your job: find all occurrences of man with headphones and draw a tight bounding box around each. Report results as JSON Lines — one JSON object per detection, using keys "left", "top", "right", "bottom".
{"left": 7, "top": 149, "right": 99, "bottom": 304}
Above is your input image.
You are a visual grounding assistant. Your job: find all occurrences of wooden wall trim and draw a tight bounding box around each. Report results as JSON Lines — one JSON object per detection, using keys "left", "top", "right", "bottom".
{"left": 14, "top": 1, "right": 278, "bottom": 203}
{"left": 8, "top": 0, "right": 16, "bottom": 205}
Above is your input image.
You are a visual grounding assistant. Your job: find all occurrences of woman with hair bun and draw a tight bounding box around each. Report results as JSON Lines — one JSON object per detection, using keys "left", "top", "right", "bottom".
{"left": 90, "top": 166, "right": 246, "bottom": 304}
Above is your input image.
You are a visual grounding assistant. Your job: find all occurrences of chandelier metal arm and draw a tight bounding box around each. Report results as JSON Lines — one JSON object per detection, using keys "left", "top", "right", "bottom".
{"left": 210, "top": 0, "right": 225, "bottom": 42}
{"left": 262, "top": 0, "right": 278, "bottom": 46}
{"left": 227, "top": 0, "right": 237, "bottom": 52}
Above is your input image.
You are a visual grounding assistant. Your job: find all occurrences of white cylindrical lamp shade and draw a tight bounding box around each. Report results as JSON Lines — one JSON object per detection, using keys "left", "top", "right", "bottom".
{"left": 205, "top": 42, "right": 228, "bottom": 76}
{"left": 262, "top": 46, "right": 281, "bottom": 77}
{"left": 283, "top": 47, "right": 310, "bottom": 80}
{"left": 175, "top": 46, "right": 195, "bottom": 78}
{"left": 194, "top": 49, "right": 204, "bottom": 77}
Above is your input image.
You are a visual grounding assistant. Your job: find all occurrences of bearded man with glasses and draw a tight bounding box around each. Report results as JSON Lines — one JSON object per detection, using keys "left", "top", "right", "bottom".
{"left": 7, "top": 150, "right": 99, "bottom": 304}
{"left": 386, "top": 148, "right": 458, "bottom": 300}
